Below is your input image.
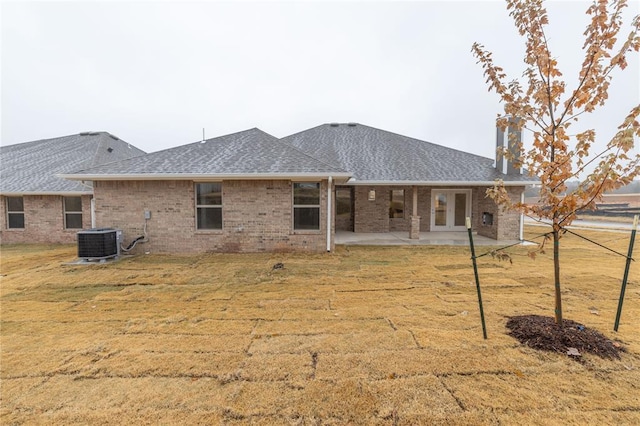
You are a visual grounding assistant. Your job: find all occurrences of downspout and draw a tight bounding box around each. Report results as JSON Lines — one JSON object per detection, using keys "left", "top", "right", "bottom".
{"left": 90, "top": 198, "right": 96, "bottom": 228}
{"left": 519, "top": 191, "right": 524, "bottom": 241}
{"left": 326, "top": 176, "right": 333, "bottom": 252}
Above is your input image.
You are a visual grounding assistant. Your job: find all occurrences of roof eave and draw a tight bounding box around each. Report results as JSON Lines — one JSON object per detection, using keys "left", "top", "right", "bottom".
{"left": 57, "top": 172, "right": 353, "bottom": 181}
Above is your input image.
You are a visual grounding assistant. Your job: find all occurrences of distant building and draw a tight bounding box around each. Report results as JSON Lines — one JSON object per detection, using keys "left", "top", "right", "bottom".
{"left": 1, "top": 132, "right": 145, "bottom": 244}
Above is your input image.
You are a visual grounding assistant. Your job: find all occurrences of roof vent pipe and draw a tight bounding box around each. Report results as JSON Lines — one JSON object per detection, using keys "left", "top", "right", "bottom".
{"left": 347, "top": 122, "right": 357, "bottom": 127}
{"left": 330, "top": 123, "right": 339, "bottom": 127}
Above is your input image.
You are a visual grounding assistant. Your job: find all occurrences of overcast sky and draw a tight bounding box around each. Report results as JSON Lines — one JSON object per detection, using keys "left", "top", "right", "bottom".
{"left": 1, "top": 0, "right": 638, "bottom": 163}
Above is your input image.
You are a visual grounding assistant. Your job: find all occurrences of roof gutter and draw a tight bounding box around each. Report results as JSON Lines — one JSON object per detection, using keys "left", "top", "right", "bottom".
{"left": 0, "top": 191, "right": 93, "bottom": 196}
{"left": 344, "top": 180, "right": 538, "bottom": 186}
{"left": 57, "top": 172, "right": 352, "bottom": 181}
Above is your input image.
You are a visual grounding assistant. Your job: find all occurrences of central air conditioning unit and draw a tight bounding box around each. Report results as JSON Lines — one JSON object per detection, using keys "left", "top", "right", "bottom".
{"left": 77, "top": 228, "right": 123, "bottom": 261}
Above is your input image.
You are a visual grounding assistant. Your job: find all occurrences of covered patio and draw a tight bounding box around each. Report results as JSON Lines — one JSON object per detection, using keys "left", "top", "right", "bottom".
{"left": 335, "top": 231, "right": 525, "bottom": 247}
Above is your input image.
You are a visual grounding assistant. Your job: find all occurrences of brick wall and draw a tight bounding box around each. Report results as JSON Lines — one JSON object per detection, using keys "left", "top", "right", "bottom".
{"left": 354, "top": 186, "right": 389, "bottom": 233}
{"left": 351, "top": 185, "right": 524, "bottom": 240}
{"left": 475, "top": 186, "right": 523, "bottom": 240}
{"left": 418, "top": 187, "right": 432, "bottom": 231}
{"left": 355, "top": 186, "right": 477, "bottom": 234}
{"left": 475, "top": 187, "right": 498, "bottom": 239}
{"left": 0, "top": 184, "right": 525, "bottom": 247}
{"left": 94, "top": 179, "right": 332, "bottom": 254}
{"left": 354, "top": 186, "right": 418, "bottom": 233}
{"left": 0, "top": 194, "right": 93, "bottom": 244}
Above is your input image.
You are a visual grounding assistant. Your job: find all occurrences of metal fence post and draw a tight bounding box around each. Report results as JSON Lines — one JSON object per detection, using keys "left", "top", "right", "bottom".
{"left": 614, "top": 215, "right": 638, "bottom": 332}
{"left": 466, "top": 217, "right": 487, "bottom": 339}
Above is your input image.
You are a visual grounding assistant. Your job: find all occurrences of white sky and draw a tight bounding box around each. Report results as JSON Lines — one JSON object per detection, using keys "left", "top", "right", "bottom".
{"left": 1, "top": 0, "right": 638, "bottom": 163}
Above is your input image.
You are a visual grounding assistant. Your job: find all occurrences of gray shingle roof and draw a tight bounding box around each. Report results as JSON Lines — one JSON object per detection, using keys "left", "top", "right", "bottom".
{"left": 281, "top": 123, "right": 536, "bottom": 184}
{"left": 0, "top": 132, "right": 146, "bottom": 194}
{"left": 63, "top": 128, "right": 349, "bottom": 178}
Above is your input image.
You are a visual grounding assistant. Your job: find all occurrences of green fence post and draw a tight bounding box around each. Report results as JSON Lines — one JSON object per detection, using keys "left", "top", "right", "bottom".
{"left": 466, "top": 217, "right": 487, "bottom": 339}
{"left": 614, "top": 215, "right": 638, "bottom": 332}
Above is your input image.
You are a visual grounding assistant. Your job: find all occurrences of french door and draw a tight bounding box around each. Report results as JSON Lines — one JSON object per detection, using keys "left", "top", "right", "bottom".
{"left": 431, "top": 190, "right": 471, "bottom": 231}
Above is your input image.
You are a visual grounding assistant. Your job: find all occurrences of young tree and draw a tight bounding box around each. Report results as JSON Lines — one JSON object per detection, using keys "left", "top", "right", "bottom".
{"left": 472, "top": 0, "right": 640, "bottom": 326}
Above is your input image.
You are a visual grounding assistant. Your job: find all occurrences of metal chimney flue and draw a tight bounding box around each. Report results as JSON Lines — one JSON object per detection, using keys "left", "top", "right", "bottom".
{"left": 496, "top": 117, "right": 523, "bottom": 175}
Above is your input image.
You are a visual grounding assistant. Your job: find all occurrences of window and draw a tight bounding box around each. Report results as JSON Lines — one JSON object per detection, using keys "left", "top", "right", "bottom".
{"left": 64, "top": 196, "right": 83, "bottom": 229}
{"left": 196, "top": 183, "right": 222, "bottom": 230}
{"left": 6, "top": 197, "right": 25, "bottom": 229}
{"left": 293, "top": 182, "right": 320, "bottom": 230}
{"left": 336, "top": 187, "right": 352, "bottom": 219}
{"left": 389, "top": 189, "right": 405, "bottom": 218}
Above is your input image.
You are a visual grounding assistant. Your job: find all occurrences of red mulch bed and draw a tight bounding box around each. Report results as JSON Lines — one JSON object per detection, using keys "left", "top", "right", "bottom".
{"left": 506, "top": 315, "right": 624, "bottom": 360}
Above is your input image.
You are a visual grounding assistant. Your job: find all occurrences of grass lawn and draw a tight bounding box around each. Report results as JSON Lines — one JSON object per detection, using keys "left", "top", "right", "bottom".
{"left": 1, "top": 226, "right": 639, "bottom": 424}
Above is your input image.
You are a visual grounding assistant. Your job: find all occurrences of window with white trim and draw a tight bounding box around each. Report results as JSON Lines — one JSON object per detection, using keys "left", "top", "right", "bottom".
{"left": 6, "top": 196, "right": 25, "bottom": 229}
{"left": 64, "top": 196, "right": 83, "bottom": 229}
{"left": 293, "top": 182, "right": 320, "bottom": 230}
{"left": 196, "top": 183, "right": 222, "bottom": 230}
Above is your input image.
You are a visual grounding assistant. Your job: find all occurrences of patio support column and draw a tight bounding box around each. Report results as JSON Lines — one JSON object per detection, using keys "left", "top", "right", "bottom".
{"left": 410, "top": 185, "right": 420, "bottom": 239}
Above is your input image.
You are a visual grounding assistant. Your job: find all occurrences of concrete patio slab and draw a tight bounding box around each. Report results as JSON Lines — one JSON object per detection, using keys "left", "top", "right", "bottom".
{"left": 335, "top": 231, "right": 525, "bottom": 247}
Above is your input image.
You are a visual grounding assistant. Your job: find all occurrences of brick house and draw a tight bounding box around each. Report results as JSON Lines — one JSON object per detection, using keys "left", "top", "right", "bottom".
{"left": 0, "top": 132, "right": 145, "bottom": 244}
{"left": 59, "top": 123, "right": 536, "bottom": 253}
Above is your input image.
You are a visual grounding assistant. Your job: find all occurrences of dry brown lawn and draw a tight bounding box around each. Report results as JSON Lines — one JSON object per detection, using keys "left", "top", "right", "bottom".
{"left": 1, "top": 226, "right": 639, "bottom": 425}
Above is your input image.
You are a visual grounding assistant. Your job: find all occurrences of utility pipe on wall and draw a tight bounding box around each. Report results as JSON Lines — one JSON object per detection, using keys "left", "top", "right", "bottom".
{"left": 327, "top": 176, "right": 333, "bottom": 252}
{"left": 90, "top": 198, "right": 96, "bottom": 228}
{"left": 520, "top": 191, "right": 524, "bottom": 241}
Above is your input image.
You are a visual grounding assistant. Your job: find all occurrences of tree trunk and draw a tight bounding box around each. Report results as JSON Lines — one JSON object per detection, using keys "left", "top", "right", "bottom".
{"left": 553, "top": 226, "right": 563, "bottom": 327}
